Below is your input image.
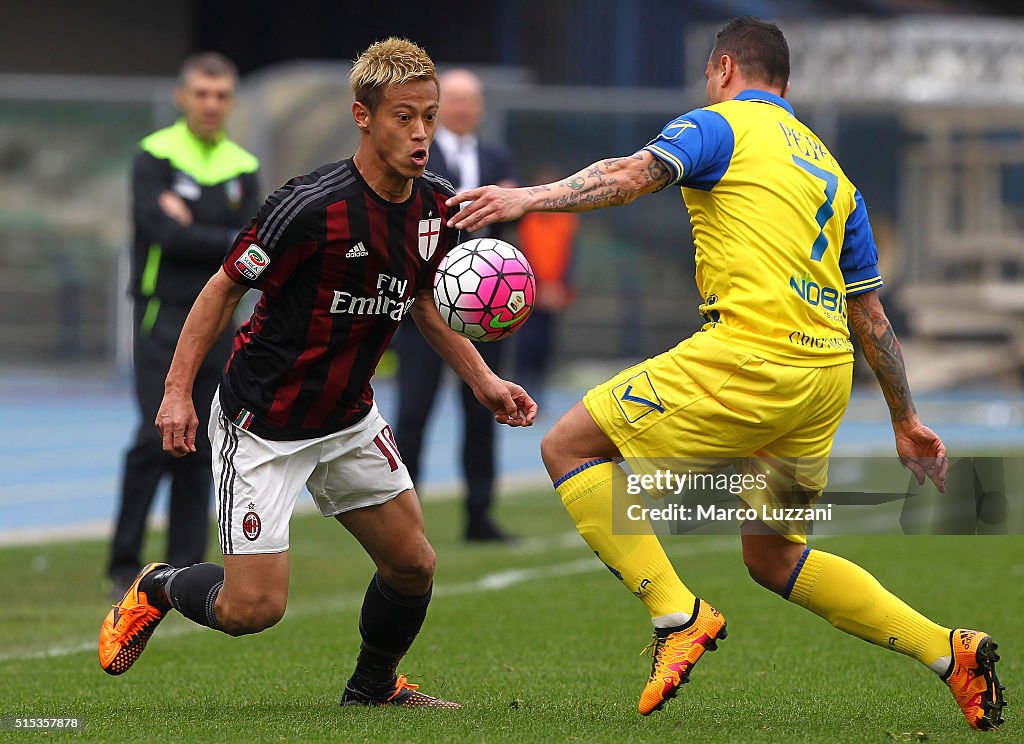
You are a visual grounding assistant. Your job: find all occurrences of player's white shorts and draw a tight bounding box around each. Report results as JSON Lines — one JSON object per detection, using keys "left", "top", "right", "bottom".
{"left": 209, "top": 393, "right": 413, "bottom": 555}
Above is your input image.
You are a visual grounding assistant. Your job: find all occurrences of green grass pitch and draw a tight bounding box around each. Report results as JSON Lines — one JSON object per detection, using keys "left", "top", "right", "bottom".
{"left": 0, "top": 490, "right": 1018, "bottom": 742}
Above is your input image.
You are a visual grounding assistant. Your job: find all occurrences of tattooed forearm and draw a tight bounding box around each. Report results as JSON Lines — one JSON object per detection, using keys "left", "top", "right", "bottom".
{"left": 539, "top": 187, "right": 632, "bottom": 210}
{"left": 524, "top": 152, "right": 671, "bottom": 213}
{"left": 848, "top": 291, "right": 917, "bottom": 423}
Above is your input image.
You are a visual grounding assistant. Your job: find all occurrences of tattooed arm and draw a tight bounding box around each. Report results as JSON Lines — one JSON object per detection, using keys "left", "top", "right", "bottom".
{"left": 848, "top": 290, "right": 948, "bottom": 490}
{"left": 446, "top": 151, "right": 671, "bottom": 231}
{"left": 847, "top": 289, "right": 916, "bottom": 424}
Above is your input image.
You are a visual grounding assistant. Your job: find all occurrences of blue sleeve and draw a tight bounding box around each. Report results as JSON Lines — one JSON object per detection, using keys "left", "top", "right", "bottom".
{"left": 642, "top": 108, "right": 735, "bottom": 191}
{"left": 840, "top": 190, "right": 884, "bottom": 296}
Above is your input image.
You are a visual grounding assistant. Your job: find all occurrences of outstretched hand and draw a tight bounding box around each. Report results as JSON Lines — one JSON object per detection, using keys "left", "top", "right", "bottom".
{"left": 472, "top": 374, "right": 538, "bottom": 427}
{"left": 446, "top": 186, "right": 528, "bottom": 232}
{"left": 895, "top": 420, "right": 948, "bottom": 492}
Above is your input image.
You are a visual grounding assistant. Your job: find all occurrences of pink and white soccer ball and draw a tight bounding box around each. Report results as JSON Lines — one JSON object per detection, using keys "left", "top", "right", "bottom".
{"left": 433, "top": 238, "right": 536, "bottom": 342}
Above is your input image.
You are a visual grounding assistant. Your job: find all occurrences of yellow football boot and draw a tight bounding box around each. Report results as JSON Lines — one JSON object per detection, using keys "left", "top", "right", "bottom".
{"left": 942, "top": 629, "right": 1006, "bottom": 730}
{"left": 639, "top": 600, "right": 727, "bottom": 716}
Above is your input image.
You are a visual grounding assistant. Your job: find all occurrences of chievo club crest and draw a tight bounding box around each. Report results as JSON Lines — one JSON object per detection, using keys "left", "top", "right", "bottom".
{"left": 433, "top": 238, "right": 536, "bottom": 342}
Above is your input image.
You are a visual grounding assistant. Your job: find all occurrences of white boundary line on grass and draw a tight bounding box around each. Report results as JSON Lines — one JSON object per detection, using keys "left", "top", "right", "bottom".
{"left": 0, "top": 474, "right": 553, "bottom": 547}
{"left": 0, "top": 534, "right": 739, "bottom": 663}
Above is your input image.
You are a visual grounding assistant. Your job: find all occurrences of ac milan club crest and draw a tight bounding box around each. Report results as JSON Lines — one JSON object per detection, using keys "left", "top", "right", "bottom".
{"left": 418, "top": 218, "right": 442, "bottom": 260}
{"left": 242, "top": 509, "right": 261, "bottom": 541}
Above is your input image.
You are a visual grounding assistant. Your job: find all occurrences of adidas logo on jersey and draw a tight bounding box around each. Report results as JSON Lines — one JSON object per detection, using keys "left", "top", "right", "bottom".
{"left": 346, "top": 242, "right": 369, "bottom": 258}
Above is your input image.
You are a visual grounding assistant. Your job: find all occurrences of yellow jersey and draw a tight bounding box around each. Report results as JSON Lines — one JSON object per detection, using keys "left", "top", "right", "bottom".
{"left": 644, "top": 89, "right": 882, "bottom": 367}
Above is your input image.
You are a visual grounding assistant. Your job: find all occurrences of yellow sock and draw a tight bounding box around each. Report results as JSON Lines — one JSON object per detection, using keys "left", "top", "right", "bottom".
{"left": 555, "top": 460, "right": 697, "bottom": 625}
{"left": 787, "top": 548, "right": 952, "bottom": 673}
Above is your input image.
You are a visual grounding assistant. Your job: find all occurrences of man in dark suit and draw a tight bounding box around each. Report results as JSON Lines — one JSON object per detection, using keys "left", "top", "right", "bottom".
{"left": 394, "top": 68, "right": 517, "bottom": 541}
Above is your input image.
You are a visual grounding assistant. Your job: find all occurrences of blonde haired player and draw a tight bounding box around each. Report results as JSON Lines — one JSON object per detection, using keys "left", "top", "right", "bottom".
{"left": 98, "top": 38, "right": 535, "bottom": 708}
{"left": 449, "top": 16, "right": 1004, "bottom": 731}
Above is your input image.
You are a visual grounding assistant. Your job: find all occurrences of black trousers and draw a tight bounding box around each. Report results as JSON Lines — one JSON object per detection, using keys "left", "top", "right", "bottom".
{"left": 107, "top": 301, "right": 233, "bottom": 581}
{"left": 394, "top": 319, "right": 504, "bottom": 530}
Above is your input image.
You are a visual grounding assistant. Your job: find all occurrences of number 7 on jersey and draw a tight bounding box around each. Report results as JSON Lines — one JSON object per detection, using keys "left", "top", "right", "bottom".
{"left": 792, "top": 154, "right": 838, "bottom": 262}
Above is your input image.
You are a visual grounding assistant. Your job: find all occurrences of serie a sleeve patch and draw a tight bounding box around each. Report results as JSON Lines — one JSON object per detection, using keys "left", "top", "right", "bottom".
{"left": 234, "top": 243, "right": 271, "bottom": 281}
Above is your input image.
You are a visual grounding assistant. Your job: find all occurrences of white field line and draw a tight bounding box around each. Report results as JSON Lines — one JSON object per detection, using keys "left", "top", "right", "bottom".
{"left": 0, "top": 534, "right": 739, "bottom": 663}
{"left": 0, "top": 473, "right": 553, "bottom": 547}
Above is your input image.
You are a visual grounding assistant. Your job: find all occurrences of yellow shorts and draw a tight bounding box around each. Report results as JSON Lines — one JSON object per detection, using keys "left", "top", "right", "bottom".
{"left": 584, "top": 330, "right": 853, "bottom": 541}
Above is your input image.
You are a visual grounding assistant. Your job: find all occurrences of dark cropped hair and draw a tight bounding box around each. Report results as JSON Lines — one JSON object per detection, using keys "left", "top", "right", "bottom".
{"left": 711, "top": 17, "right": 789, "bottom": 90}
{"left": 178, "top": 52, "right": 238, "bottom": 86}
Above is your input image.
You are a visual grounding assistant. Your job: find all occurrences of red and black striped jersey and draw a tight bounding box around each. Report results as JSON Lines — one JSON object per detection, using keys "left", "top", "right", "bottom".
{"left": 220, "top": 158, "right": 459, "bottom": 440}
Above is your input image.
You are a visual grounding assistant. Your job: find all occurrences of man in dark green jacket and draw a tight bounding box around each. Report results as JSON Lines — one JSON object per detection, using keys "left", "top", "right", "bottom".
{"left": 109, "top": 52, "right": 260, "bottom": 596}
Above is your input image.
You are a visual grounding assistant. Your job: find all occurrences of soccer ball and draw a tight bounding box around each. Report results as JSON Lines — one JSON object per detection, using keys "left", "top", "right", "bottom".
{"left": 433, "top": 238, "right": 536, "bottom": 342}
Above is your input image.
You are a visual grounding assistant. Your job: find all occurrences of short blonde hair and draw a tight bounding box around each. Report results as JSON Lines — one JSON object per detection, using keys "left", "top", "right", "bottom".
{"left": 349, "top": 38, "right": 438, "bottom": 112}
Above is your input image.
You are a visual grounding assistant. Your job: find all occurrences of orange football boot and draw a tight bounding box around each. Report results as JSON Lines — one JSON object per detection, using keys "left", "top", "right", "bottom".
{"left": 98, "top": 562, "right": 170, "bottom": 675}
{"left": 638, "top": 600, "right": 727, "bottom": 716}
{"left": 942, "top": 629, "right": 1006, "bottom": 730}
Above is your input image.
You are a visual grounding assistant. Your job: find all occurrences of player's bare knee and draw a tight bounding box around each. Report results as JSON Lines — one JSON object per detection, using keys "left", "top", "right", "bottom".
{"left": 380, "top": 543, "right": 435, "bottom": 594}
{"left": 218, "top": 596, "right": 287, "bottom": 635}
{"left": 741, "top": 529, "right": 805, "bottom": 594}
{"left": 540, "top": 428, "right": 568, "bottom": 478}
{"left": 744, "top": 556, "right": 786, "bottom": 593}
{"left": 741, "top": 545, "right": 791, "bottom": 594}
{"left": 220, "top": 608, "right": 285, "bottom": 636}
{"left": 745, "top": 548, "right": 782, "bottom": 593}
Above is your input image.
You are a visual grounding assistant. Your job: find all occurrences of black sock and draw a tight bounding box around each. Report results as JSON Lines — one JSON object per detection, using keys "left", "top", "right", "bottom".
{"left": 138, "top": 566, "right": 176, "bottom": 612}
{"left": 163, "top": 563, "right": 226, "bottom": 633}
{"left": 348, "top": 572, "right": 431, "bottom": 693}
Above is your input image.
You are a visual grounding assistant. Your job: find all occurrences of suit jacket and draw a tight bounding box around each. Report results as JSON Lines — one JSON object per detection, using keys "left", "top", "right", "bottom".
{"left": 427, "top": 138, "right": 516, "bottom": 240}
